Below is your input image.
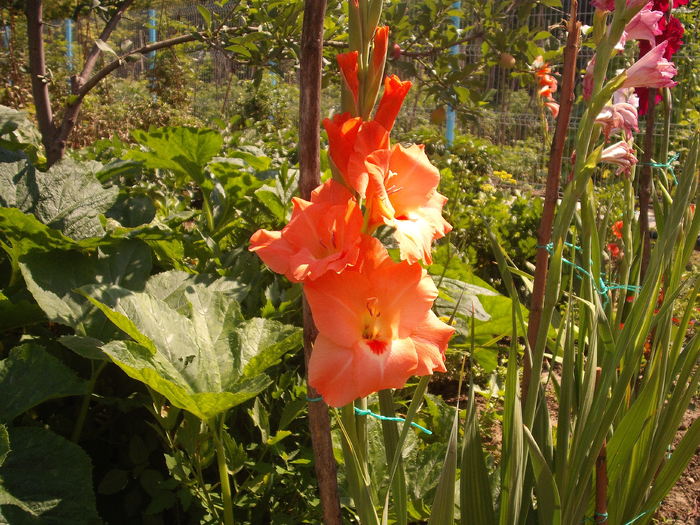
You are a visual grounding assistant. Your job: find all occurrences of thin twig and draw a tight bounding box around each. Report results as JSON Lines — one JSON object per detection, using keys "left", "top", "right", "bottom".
{"left": 75, "top": 0, "right": 135, "bottom": 92}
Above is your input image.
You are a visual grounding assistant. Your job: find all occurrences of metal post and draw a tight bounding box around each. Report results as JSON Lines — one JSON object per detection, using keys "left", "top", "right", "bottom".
{"left": 65, "top": 19, "right": 73, "bottom": 71}
{"left": 445, "top": 1, "right": 461, "bottom": 146}
{"left": 2, "top": 25, "right": 10, "bottom": 49}
{"left": 147, "top": 8, "right": 156, "bottom": 68}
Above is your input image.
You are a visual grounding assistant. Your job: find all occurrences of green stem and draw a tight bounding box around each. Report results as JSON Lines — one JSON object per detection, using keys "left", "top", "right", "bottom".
{"left": 201, "top": 192, "right": 216, "bottom": 235}
{"left": 71, "top": 360, "right": 107, "bottom": 443}
{"left": 213, "top": 417, "right": 234, "bottom": 525}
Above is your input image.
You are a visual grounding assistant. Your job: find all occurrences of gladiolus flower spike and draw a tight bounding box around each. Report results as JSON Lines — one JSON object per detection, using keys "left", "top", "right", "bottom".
{"left": 249, "top": 24, "right": 454, "bottom": 407}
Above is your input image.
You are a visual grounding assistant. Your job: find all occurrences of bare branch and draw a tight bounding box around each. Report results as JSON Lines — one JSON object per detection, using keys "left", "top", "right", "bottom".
{"left": 76, "top": 33, "right": 199, "bottom": 98}
{"left": 75, "top": 0, "right": 135, "bottom": 92}
{"left": 400, "top": 29, "right": 485, "bottom": 58}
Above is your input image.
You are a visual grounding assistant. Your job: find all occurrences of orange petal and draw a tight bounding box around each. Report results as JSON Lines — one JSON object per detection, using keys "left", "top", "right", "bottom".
{"left": 372, "top": 26, "right": 390, "bottom": 74}
{"left": 337, "top": 51, "right": 359, "bottom": 106}
{"left": 373, "top": 75, "right": 411, "bottom": 131}
{"left": 411, "top": 311, "right": 453, "bottom": 375}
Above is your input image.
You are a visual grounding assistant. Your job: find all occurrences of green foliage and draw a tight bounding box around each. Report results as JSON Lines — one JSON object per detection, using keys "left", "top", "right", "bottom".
{"left": 0, "top": 157, "right": 118, "bottom": 240}
{"left": 82, "top": 272, "right": 301, "bottom": 421}
{"left": 0, "top": 343, "right": 87, "bottom": 423}
{"left": 0, "top": 426, "right": 100, "bottom": 524}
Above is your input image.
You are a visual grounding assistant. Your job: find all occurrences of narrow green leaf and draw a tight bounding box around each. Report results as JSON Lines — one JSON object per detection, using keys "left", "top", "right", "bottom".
{"left": 427, "top": 409, "right": 459, "bottom": 525}
{"left": 523, "top": 425, "right": 561, "bottom": 525}
{"left": 460, "top": 384, "right": 496, "bottom": 525}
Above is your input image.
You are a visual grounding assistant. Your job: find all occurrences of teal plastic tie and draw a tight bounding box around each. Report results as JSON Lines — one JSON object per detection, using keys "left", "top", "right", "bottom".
{"left": 353, "top": 407, "right": 432, "bottom": 435}
{"left": 641, "top": 152, "right": 680, "bottom": 184}
{"left": 307, "top": 396, "right": 323, "bottom": 402}
{"left": 538, "top": 242, "right": 641, "bottom": 305}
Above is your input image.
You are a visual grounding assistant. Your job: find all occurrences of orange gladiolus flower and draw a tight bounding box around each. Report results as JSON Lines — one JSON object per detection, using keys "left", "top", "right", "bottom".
{"left": 324, "top": 114, "right": 390, "bottom": 197}
{"left": 305, "top": 237, "right": 454, "bottom": 407}
{"left": 249, "top": 180, "right": 364, "bottom": 282}
{"left": 373, "top": 75, "right": 412, "bottom": 132}
{"left": 365, "top": 144, "right": 452, "bottom": 264}
{"left": 607, "top": 242, "right": 621, "bottom": 259}
{"left": 372, "top": 26, "right": 389, "bottom": 74}
{"left": 337, "top": 51, "right": 360, "bottom": 107}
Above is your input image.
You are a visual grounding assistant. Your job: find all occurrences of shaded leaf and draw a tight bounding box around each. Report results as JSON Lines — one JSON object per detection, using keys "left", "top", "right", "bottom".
{"left": 0, "top": 427, "right": 99, "bottom": 524}
{"left": 0, "top": 343, "right": 87, "bottom": 423}
{"left": 20, "top": 240, "right": 152, "bottom": 343}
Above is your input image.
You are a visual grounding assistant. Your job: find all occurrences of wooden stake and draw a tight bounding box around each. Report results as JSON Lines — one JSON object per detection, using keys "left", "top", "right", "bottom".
{"left": 595, "top": 367, "right": 608, "bottom": 523}
{"left": 524, "top": 0, "right": 580, "bottom": 400}
{"left": 298, "top": 1, "right": 343, "bottom": 524}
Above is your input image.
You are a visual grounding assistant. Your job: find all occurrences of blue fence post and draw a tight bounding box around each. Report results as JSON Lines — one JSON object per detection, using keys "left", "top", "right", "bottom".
{"left": 65, "top": 19, "right": 74, "bottom": 72}
{"left": 2, "top": 25, "right": 10, "bottom": 49}
{"left": 445, "top": 1, "right": 461, "bottom": 146}
{"left": 147, "top": 8, "right": 157, "bottom": 68}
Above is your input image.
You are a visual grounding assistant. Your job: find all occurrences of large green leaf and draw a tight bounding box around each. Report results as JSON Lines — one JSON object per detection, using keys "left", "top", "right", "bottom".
{"left": 20, "top": 240, "right": 152, "bottom": 343}
{"left": 0, "top": 427, "right": 99, "bottom": 524}
{"left": 0, "top": 292, "right": 45, "bottom": 332}
{"left": 128, "top": 127, "right": 223, "bottom": 189}
{"left": 83, "top": 273, "right": 301, "bottom": 420}
{"left": 0, "top": 343, "right": 87, "bottom": 423}
{"left": 0, "top": 425, "right": 8, "bottom": 467}
{"left": 0, "top": 208, "right": 98, "bottom": 258}
{"left": 0, "top": 157, "right": 117, "bottom": 240}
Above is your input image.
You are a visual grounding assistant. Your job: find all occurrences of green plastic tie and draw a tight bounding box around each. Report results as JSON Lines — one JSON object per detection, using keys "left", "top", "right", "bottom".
{"left": 537, "top": 242, "right": 641, "bottom": 305}
{"left": 641, "top": 152, "right": 680, "bottom": 184}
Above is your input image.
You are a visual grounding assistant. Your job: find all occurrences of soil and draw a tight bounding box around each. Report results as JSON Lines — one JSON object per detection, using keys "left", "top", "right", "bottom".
{"left": 654, "top": 396, "right": 700, "bottom": 525}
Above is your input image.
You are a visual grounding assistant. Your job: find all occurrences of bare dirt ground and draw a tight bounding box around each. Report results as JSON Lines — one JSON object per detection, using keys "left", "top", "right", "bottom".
{"left": 654, "top": 396, "right": 700, "bottom": 525}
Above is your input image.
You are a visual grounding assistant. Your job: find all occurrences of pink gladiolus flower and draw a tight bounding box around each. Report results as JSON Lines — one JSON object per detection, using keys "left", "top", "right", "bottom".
{"left": 622, "top": 41, "right": 677, "bottom": 89}
{"left": 613, "top": 86, "right": 639, "bottom": 107}
{"left": 545, "top": 101, "right": 560, "bottom": 118}
{"left": 596, "top": 102, "right": 639, "bottom": 140}
{"left": 616, "top": 2, "right": 663, "bottom": 49}
{"left": 249, "top": 180, "right": 364, "bottom": 282}
{"left": 601, "top": 141, "right": 638, "bottom": 174}
{"left": 305, "top": 237, "right": 454, "bottom": 407}
{"left": 592, "top": 0, "right": 615, "bottom": 10}
{"left": 364, "top": 144, "right": 452, "bottom": 264}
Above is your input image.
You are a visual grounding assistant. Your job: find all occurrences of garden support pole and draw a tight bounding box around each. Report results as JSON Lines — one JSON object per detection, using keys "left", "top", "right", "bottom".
{"left": 444, "top": 1, "right": 460, "bottom": 147}
{"left": 639, "top": 91, "right": 656, "bottom": 280}
{"left": 525, "top": 1, "right": 580, "bottom": 400}
{"left": 299, "top": 1, "right": 343, "bottom": 524}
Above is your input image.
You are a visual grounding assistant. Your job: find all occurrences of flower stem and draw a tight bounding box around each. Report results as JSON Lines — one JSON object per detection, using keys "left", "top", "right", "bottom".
{"left": 213, "top": 418, "right": 234, "bottom": 525}
{"left": 71, "top": 360, "right": 107, "bottom": 443}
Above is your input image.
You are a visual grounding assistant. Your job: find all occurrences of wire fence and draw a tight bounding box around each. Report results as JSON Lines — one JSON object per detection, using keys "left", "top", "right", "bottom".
{"left": 0, "top": 2, "right": 695, "bottom": 182}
